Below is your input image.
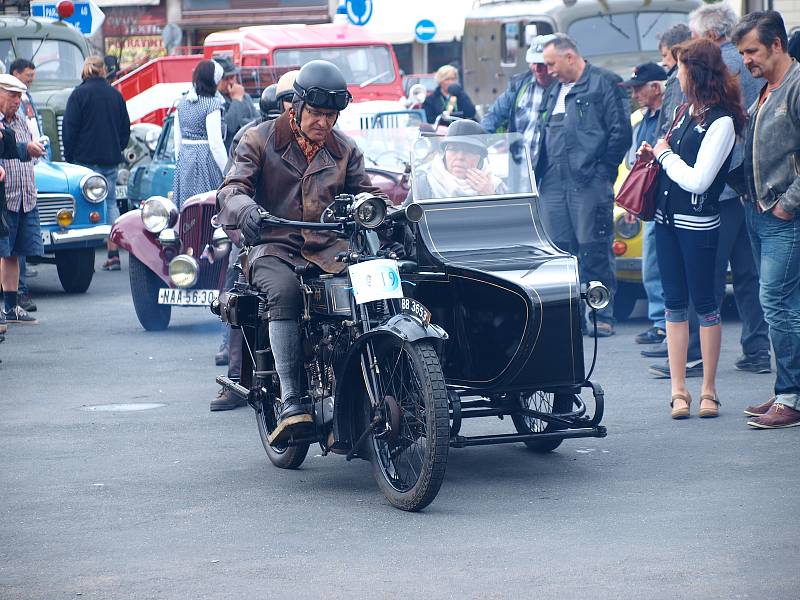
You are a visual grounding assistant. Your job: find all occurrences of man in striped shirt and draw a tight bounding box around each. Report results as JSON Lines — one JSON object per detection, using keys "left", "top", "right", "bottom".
{"left": 0, "top": 74, "right": 46, "bottom": 325}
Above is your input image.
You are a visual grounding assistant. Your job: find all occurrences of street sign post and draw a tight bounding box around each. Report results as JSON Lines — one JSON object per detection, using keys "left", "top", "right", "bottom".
{"left": 31, "top": 0, "right": 105, "bottom": 37}
{"left": 345, "top": 0, "right": 373, "bottom": 26}
{"left": 414, "top": 19, "right": 437, "bottom": 43}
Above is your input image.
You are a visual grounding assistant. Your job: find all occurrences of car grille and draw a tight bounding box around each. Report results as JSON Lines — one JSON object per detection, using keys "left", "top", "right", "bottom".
{"left": 56, "top": 116, "right": 65, "bottom": 160}
{"left": 38, "top": 194, "right": 75, "bottom": 226}
{"left": 178, "top": 202, "right": 226, "bottom": 290}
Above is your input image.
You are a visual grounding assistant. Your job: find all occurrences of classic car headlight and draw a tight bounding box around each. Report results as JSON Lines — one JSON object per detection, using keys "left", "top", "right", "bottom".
{"left": 352, "top": 193, "right": 386, "bottom": 229}
{"left": 168, "top": 254, "right": 199, "bottom": 288}
{"left": 158, "top": 228, "right": 179, "bottom": 247}
{"left": 585, "top": 281, "right": 610, "bottom": 310}
{"left": 615, "top": 214, "right": 641, "bottom": 240}
{"left": 141, "top": 196, "right": 178, "bottom": 233}
{"left": 212, "top": 227, "right": 232, "bottom": 255}
{"left": 80, "top": 173, "right": 108, "bottom": 203}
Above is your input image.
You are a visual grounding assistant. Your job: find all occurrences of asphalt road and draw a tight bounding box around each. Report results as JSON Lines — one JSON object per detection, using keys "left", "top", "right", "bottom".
{"left": 1, "top": 250, "right": 798, "bottom": 600}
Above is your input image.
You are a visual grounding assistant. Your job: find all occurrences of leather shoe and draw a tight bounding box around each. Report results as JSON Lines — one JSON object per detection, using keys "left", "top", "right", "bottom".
{"left": 743, "top": 396, "right": 775, "bottom": 417}
{"left": 587, "top": 321, "right": 614, "bottom": 338}
{"left": 641, "top": 340, "right": 668, "bottom": 358}
{"left": 635, "top": 326, "right": 666, "bottom": 344}
{"left": 747, "top": 403, "right": 800, "bottom": 429}
{"left": 210, "top": 388, "right": 246, "bottom": 411}
{"left": 649, "top": 359, "right": 703, "bottom": 379}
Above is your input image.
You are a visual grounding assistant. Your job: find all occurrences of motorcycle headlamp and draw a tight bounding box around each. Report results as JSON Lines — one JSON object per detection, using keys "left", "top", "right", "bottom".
{"left": 168, "top": 254, "right": 199, "bottom": 288}
{"left": 300, "top": 86, "right": 352, "bottom": 111}
{"left": 212, "top": 227, "right": 232, "bottom": 256}
{"left": 80, "top": 173, "right": 108, "bottom": 203}
{"left": 585, "top": 281, "right": 611, "bottom": 310}
{"left": 615, "top": 214, "right": 641, "bottom": 240}
{"left": 352, "top": 193, "right": 387, "bottom": 229}
{"left": 141, "top": 196, "right": 178, "bottom": 234}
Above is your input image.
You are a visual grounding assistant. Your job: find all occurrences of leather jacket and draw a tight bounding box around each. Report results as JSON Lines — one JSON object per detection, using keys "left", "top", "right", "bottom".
{"left": 217, "top": 111, "right": 386, "bottom": 273}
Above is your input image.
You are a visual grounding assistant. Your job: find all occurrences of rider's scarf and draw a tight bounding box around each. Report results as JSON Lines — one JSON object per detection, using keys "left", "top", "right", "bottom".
{"left": 427, "top": 156, "right": 498, "bottom": 197}
{"left": 288, "top": 108, "right": 323, "bottom": 164}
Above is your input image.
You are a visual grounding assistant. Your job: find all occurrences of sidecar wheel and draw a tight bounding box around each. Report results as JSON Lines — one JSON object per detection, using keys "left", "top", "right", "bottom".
{"left": 512, "top": 392, "right": 576, "bottom": 453}
{"left": 363, "top": 339, "right": 449, "bottom": 512}
{"left": 256, "top": 392, "right": 310, "bottom": 470}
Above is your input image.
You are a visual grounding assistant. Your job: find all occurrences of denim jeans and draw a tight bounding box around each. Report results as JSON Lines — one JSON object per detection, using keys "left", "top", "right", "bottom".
{"left": 744, "top": 203, "right": 800, "bottom": 408}
{"left": 642, "top": 221, "right": 665, "bottom": 329}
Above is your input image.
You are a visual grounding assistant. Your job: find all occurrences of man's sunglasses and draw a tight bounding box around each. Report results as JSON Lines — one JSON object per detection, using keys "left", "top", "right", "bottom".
{"left": 301, "top": 87, "right": 352, "bottom": 111}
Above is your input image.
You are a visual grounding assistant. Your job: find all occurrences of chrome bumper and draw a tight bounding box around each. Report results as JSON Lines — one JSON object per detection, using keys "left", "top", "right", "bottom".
{"left": 48, "top": 224, "right": 112, "bottom": 245}
{"left": 615, "top": 257, "right": 642, "bottom": 272}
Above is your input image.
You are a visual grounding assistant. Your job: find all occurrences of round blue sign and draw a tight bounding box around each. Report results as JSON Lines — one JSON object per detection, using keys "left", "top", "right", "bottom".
{"left": 346, "top": 0, "right": 373, "bottom": 26}
{"left": 415, "top": 19, "right": 437, "bottom": 43}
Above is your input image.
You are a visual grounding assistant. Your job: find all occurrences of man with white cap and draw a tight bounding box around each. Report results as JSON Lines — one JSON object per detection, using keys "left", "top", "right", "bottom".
{"left": 481, "top": 34, "right": 556, "bottom": 168}
{"left": 0, "top": 73, "right": 46, "bottom": 325}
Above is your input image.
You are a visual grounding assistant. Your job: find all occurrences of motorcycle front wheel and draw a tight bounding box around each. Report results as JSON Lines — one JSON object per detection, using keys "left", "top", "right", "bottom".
{"left": 362, "top": 338, "right": 449, "bottom": 512}
{"left": 255, "top": 376, "right": 310, "bottom": 469}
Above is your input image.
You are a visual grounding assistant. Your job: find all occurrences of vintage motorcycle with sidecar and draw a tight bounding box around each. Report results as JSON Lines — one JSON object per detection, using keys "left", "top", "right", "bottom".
{"left": 213, "top": 132, "right": 608, "bottom": 512}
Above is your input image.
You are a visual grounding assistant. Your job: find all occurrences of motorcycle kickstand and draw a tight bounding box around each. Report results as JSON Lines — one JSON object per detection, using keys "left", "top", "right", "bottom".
{"left": 345, "top": 415, "right": 384, "bottom": 462}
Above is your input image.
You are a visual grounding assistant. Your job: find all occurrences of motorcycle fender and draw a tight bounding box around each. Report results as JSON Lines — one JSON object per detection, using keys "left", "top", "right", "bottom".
{"left": 330, "top": 316, "right": 448, "bottom": 454}
{"left": 109, "top": 210, "right": 170, "bottom": 284}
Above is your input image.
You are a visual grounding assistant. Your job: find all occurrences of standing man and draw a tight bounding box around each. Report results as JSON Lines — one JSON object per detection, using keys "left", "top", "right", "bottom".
{"left": 481, "top": 34, "right": 556, "bottom": 170}
{"left": 213, "top": 57, "right": 257, "bottom": 152}
{"left": 732, "top": 12, "right": 800, "bottom": 429}
{"left": 9, "top": 58, "right": 41, "bottom": 313}
{"left": 63, "top": 56, "right": 130, "bottom": 271}
{"left": 537, "top": 34, "right": 632, "bottom": 337}
{"left": 0, "top": 74, "right": 46, "bottom": 324}
{"left": 621, "top": 62, "right": 668, "bottom": 346}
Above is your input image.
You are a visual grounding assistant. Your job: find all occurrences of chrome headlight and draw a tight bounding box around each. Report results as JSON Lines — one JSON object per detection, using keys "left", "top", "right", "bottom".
{"left": 80, "top": 173, "right": 108, "bottom": 203}
{"left": 615, "top": 214, "right": 641, "bottom": 240}
{"left": 141, "top": 196, "right": 178, "bottom": 233}
{"left": 168, "top": 254, "right": 199, "bottom": 288}
{"left": 585, "top": 281, "right": 610, "bottom": 310}
{"left": 212, "top": 227, "right": 232, "bottom": 256}
{"left": 352, "top": 193, "right": 387, "bottom": 229}
{"left": 158, "top": 228, "right": 179, "bottom": 247}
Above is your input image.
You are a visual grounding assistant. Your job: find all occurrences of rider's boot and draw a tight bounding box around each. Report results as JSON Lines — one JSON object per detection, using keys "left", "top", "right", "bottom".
{"left": 268, "top": 319, "right": 313, "bottom": 444}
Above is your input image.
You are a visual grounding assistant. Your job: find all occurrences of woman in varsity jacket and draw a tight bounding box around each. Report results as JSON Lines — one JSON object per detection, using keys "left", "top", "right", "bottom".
{"left": 639, "top": 38, "right": 746, "bottom": 420}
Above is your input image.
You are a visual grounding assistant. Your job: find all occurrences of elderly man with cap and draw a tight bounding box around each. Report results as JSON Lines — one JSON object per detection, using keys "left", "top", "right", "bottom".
{"left": 0, "top": 73, "right": 46, "bottom": 325}
{"left": 214, "top": 56, "right": 257, "bottom": 151}
{"left": 481, "top": 34, "right": 556, "bottom": 168}
{"left": 620, "top": 62, "right": 669, "bottom": 346}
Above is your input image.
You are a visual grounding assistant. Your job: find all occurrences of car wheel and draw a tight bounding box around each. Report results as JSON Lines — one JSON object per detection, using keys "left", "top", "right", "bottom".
{"left": 613, "top": 281, "right": 640, "bottom": 322}
{"left": 55, "top": 248, "right": 95, "bottom": 293}
{"left": 129, "top": 254, "right": 171, "bottom": 331}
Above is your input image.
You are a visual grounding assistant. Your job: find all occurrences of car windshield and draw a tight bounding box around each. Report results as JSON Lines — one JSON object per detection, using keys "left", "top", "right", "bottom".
{"left": 411, "top": 132, "right": 534, "bottom": 202}
{"left": 0, "top": 39, "right": 84, "bottom": 83}
{"left": 567, "top": 11, "right": 688, "bottom": 56}
{"left": 273, "top": 45, "right": 396, "bottom": 86}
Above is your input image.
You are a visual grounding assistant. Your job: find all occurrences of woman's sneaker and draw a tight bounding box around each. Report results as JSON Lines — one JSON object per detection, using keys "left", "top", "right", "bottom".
{"left": 1, "top": 305, "right": 37, "bottom": 324}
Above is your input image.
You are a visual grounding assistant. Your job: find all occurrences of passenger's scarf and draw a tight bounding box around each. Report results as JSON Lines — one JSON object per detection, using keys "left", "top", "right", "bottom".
{"left": 288, "top": 108, "right": 323, "bottom": 164}
{"left": 427, "top": 156, "right": 498, "bottom": 198}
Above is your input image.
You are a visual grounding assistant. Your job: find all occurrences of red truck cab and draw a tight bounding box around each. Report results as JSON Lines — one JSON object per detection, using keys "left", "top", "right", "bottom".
{"left": 203, "top": 23, "right": 404, "bottom": 103}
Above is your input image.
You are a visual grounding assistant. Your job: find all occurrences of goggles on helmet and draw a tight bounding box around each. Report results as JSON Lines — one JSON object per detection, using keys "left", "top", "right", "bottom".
{"left": 300, "top": 86, "right": 352, "bottom": 111}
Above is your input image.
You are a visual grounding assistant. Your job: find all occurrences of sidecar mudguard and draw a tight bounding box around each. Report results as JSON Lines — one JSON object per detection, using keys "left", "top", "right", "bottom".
{"left": 329, "top": 314, "right": 449, "bottom": 456}
{"left": 109, "top": 209, "right": 169, "bottom": 283}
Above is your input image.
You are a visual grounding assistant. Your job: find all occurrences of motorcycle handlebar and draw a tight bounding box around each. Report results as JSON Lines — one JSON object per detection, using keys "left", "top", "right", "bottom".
{"left": 259, "top": 212, "right": 343, "bottom": 231}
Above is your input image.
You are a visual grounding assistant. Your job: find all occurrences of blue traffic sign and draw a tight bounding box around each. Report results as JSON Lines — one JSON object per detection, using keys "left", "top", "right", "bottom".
{"left": 31, "top": 1, "right": 104, "bottom": 36}
{"left": 415, "top": 19, "right": 437, "bottom": 43}
{"left": 345, "top": 0, "right": 373, "bottom": 26}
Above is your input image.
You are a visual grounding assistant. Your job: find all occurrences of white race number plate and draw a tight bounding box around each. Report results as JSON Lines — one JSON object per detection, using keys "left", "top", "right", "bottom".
{"left": 347, "top": 259, "right": 403, "bottom": 304}
{"left": 115, "top": 185, "right": 127, "bottom": 200}
{"left": 157, "top": 288, "right": 219, "bottom": 306}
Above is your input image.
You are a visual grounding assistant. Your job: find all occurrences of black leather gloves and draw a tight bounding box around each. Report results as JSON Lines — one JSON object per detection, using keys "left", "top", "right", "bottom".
{"left": 382, "top": 241, "right": 407, "bottom": 260}
{"left": 238, "top": 204, "right": 263, "bottom": 245}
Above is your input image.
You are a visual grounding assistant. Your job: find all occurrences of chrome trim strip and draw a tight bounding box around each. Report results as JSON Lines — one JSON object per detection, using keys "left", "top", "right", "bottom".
{"left": 50, "top": 225, "right": 112, "bottom": 244}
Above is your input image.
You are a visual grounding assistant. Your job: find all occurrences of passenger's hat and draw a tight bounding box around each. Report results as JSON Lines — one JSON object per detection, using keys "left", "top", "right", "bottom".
{"left": 0, "top": 73, "right": 27, "bottom": 93}
{"left": 622, "top": 62, "right": 668, "bottom": 87}
{"left": 526, "top": 34, "right": 557, "bottom": 64}
{"left": 213, "top": 56, "right": 238, "bottom": 77}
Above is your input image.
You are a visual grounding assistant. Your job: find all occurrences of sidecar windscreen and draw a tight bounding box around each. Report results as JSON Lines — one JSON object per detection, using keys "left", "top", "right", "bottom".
{"left": 410, "top": 133, "right": 535, "bottom": 202}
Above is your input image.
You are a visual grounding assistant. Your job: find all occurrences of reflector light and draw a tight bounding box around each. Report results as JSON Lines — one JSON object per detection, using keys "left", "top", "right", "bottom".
{"left": 57, "top": 0, "right": 75, "bottom": 19}
{"left": 612, "top": 240, "right": 627, "bottom": 256}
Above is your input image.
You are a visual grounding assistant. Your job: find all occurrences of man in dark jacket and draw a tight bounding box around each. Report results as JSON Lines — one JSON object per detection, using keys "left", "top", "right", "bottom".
{"left": 63, "top": 56, "right": 130, "bottom": 271}
{"left": 214, "top": 57, "right": 258, "bottom": 151}
{"left": 216, "top": 61, "right": 387, "bottom": 430}
{"left": 481, "top": 34, "right": 555, "bottom": 168}
{"left": 536, "top": 34, "right": 632, "bottom": 336}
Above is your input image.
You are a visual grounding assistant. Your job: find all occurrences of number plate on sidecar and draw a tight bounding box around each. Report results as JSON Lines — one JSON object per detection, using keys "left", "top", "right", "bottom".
{"left": 399, "top": 297, "right": 431, "bottom": 325}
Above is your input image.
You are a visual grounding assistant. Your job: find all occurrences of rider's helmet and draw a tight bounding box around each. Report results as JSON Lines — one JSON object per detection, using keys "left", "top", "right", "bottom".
{"left": 292, "top": 60, "right": 352, "bottom": 114}
{"left": 275, "top": 69, "right": 299, "bottom": 109}
{"left": 440, "top": 120, "right": 488, "bottom": 164}
{"left": 259, "top": 83, "right": 279, "bottom": 119}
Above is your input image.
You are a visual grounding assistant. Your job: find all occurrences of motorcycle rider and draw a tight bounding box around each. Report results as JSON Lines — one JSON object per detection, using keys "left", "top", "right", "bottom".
{"left": 216, "top": 60, "right": 387, "bottom": 439}
{"left": 275, "top": 70, "right": 299, "bottom": 113}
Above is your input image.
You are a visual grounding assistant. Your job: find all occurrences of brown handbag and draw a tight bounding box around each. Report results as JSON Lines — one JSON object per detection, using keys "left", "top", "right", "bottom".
{"left": 615, "top": 104, "right": 687, "bottom": 221}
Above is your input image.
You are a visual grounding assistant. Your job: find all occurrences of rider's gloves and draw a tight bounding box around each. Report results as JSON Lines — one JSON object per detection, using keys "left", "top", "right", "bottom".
{"left": 383, "top": 241, "right": 407, "bottom": 260}
{"left": 238, "top": 204, "right": 263, "bottom": 245}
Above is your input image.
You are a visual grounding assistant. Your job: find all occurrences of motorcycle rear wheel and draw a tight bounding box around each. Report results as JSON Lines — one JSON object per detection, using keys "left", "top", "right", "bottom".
{"left": 255, "top": 378, "right": 310, "bottom": 469}
{"left": 363, "top": 339, "right": 449, "bottom": 512}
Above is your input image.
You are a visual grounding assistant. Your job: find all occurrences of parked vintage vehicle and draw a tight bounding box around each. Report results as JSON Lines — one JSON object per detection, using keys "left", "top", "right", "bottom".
{"left": 214, "top": 132, "right": 608, "bottom": 511}
{"left": 462, "top": 0, "right": 701, "bottom": 110}
{"left": 28, "top": 159, "right": 111, "bottom": 293}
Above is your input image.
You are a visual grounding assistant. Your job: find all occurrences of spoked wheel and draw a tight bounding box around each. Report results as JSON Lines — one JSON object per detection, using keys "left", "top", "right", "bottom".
{"left": 255, "top": 374, "right": 310, "bottom": 470}
{"left": 511, "top": 392, "right": 576, "bottom": 453}
{"left": 362, "top": 338, "right": 449, "bottom": 512}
